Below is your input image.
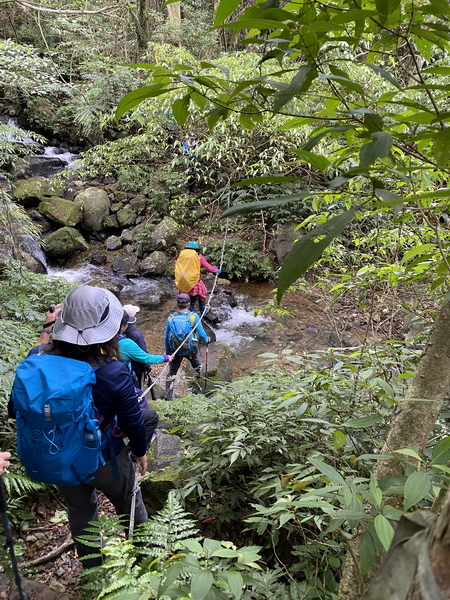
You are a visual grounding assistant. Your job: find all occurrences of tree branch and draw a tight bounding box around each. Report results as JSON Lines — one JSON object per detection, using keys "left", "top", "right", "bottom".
{"left": 14, "top": 0, "right": 122, "bottom": 15}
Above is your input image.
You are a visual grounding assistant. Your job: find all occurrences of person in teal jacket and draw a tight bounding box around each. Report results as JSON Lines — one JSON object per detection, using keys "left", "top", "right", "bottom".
{"left": 118, "top": 312, "right": 172, "bottom": 375}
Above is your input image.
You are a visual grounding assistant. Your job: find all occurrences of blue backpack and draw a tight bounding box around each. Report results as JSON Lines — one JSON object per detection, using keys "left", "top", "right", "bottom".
{"left": 166, "top": 312, "right": 197, "bottom": 356}
{"left": 11, "top": 353, "right": 107, "bottom": 486}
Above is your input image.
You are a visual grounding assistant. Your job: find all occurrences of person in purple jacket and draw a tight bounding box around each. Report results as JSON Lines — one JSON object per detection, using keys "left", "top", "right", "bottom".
{"left": 9, "top": 285, "right": 149, "bottom": 568}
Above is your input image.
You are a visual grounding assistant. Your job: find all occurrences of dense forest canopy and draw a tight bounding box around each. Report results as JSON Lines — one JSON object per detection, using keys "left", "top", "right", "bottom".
{"left": 2, "top": 1, "right": 450, "bottom": 599}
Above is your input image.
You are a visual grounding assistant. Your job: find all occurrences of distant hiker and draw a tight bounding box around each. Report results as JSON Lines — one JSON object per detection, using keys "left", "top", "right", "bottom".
{"left": 122, "top": 304, "right": 152, "bottom": 388}
{"left": 164, "top": 293, "right": 209, "bottom": 401}
{"left": 0, "top": 451, "right": 11, "bottom": 475}
{"left": 175, "top": 241, "right": 221, "bottom": 314}
{"left": 9, "top": 285, "right": 148, "bottom": 568}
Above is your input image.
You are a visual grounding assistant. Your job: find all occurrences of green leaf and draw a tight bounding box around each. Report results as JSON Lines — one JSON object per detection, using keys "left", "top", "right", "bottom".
{"left": 360, "top": 530, "right": 376, "bottom": 575}
{"left": 341, "top": 414, "right": 383, "bottom": 428}
{"left": 227, "top": 571, "right": 243, "bottom": 600}
{"left": 432, "top": 436, "right": 450, "bottom": 465}
{"left": 374, "top": 514, "right": 394, "bottom": 551}
{"left": 393, "top": 448, "right": 423, "bottom": 462}
{"left": 308, "top": 457, "right": 345, "bottom": 485}
{"left": 213, "top": 0, "right": 242, "bottom": 27}
{"left": 191, "top": 570, "right": 214, "bottom": 600}
{"left": 277, "top": 208, "right": 357, "bottom": 301}
{"left": 221, "top": 193, "right": 312, "bottom": 218}
{"left": 172, "top": 95, "right": 191, "bottom": 127}
{"left": 232, "top": 175, "right": 301, "bottom": 186}
{"left": 292, "top": 150, "right": 330, "bottom": 171}
{"left": 115, "top": 84, "right": 171, "bottom": 121}
{"left": 403, "top": 471, "right": 431, "bottom": 511}
{"left": 158, "top": 563, "right": 183, "bottom": 596}
{"left": 432, "top": 128, "right": 450, "bottom": 168}
{"left": 273, "top": 65, "right": 317, "bottom": 112}
{"left": 359, "top": 131, "right": 393, "bottom": 167}
{"left": 181, "top": 539, "right": 204, "bottom": 555}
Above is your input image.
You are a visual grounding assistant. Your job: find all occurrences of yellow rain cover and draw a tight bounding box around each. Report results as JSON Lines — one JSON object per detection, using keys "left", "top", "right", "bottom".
{"left": 175, "top": 249, "right": 200, "bottom": 292}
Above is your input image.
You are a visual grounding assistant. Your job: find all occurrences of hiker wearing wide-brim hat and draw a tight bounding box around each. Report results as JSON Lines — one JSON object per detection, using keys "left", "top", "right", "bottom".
{"left": 9, "top": 284, "right": 149, "bottom": 569}
{"left": 174, "top": 241, "right": 221, "bottom": 315}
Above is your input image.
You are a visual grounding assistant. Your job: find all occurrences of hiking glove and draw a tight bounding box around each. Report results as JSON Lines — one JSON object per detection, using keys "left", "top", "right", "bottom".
{"left": 162, "top": 354, "right": 171, "bottom": 362}
{"left": 216, "top": 269, "right": 221, "bottom": 274}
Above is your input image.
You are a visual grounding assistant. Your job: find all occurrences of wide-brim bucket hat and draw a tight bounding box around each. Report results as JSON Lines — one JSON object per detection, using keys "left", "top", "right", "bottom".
{"left": 53, "top": 285, "right": 123, "bottom": 346}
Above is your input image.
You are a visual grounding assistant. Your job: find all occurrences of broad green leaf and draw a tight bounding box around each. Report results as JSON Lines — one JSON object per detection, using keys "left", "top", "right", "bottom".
{"left": 191, "top": 570, "right": 214, "bottom": 600}
{"left": 232, "top": 175, "right": 302, "bottom": 186}
{"left": 277, "top": 208, "right": 357, "bottom": 301}
{"left": 158, "top": 563, "right": 183, "bottom": 596}
{"left": 374, "top": 514, "right": 394, "bottom": 551}
{"left": 403, "top": 471, "right": 431, "bottom": 511}
{"left": 309, "top": 457, "right": 345, "bottom": 485}
{"left": 172, "top": 95, "right": 190, "bottom": 127}
{"left": 359, "top": 131, "right": 393, "bottom": 167}
{"left": 432, "top": 128, "right": 450, "bottom": 167}
{"left": 320, "top": 73, "right": 364, "bottom": 94}
{"left": 401, "top": 244, "right": 436, "bottom": 264}
{"left": 393, "top": 448, "right": 423, "bottom": 462}
{"left": 273, "top": 65, "right": 317, "bottom": 112}
{"left": 292, "top": 150, "right": 330, "bottom": 171}
{"left": 221, "top": 193, "right": 311, "bottom": 218}
{"left": 341, "top": 414, "right": 383, "bottom": 428}
{"left": 115, "top": 84, "right": 171, "bottom": 121}
{"left": 370, "top": 475, "right": 383, "bottom": 508}
{"left": 227, "top": 571, "right": 243, "bottom": 600}
{"left": 181, "top": 539, "right": 204, "bottom": 554}
{"left": 360, "top": 531, "right": 376, "bottom": 575}
{"left": 432, "top": 436, "right": 450, "bottom": 465}
{"left": 375, "top": 188, "right": 403, "bottom": 206}
{"left": 303, "top": 125, "right": 355, "bottom": 151}
{"left": 211, "top": 549, "right": 240, "bottom": 558}
{"left": 213, "top": 0, "right": 242, "bottom": 27}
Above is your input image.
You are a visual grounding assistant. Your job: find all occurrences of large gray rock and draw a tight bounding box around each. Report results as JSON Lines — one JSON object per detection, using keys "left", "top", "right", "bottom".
{"left": 43, "top": 227, "right": 88, "bottom": 257}
{"left": 38, "top": 197, "right": 82, "bottom": 227}
{"left": 138, "top": 251, "right": 169, "bottom": 276}
{"left": 112, "top": 253, "right": 138, "bottom": 274}
{"left": 75, "top": 187, "right": 110, "bottom": 231}
{"left": 139, "top": 216, "right": 179, "bottom": 253}
{"left": 271, "top": 222, "right": 303, "bottom": 265}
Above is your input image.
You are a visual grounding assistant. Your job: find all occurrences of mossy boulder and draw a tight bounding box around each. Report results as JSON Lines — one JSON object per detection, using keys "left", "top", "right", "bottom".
{"left": 12, "top": 178, "right": 46, "bottom": 205}
{"left": 138, "top": 251, "right": 169, "bottom": 276}
{"left": 140, "top": 465, "right": 179, "bottom": 515}
{"left": 38, "top": 197, "right": 82, "bottom": 227}
{"left": 138, "top": 216, "right": 179, "bottom": 253}
{"left": 116, "top": 207, "right": 137, "bottom": 227}
{"left": 43, "top": 227, "right": 88, "bottom": 257}
{"left": 187, "top": 342, "right": 233, "bottom": 392}
{"left": 75, "top": 187, "right": 110, "bottom": 231}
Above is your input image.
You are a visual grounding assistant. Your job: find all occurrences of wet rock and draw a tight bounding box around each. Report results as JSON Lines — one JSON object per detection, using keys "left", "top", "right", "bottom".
{"left": 117, "top": 207, "right": 137, "bottom": 227}
{"left": 88, "top": 279, "right": 122, "bottom": 296}
{"left": 38, "top": 197, "right": 82, "bottom": 227}
{"left": 88, "top": 249, "right": 107, "bottom": 265}
{"left": 75, "top": 187, "right": 110, "bottom": 231}
{"left": 138, "top": 251, "right": 169, "bottom": 276}
{"left": 105, "top": 235, "right": 122, "bottom": 251}
{"left": 110, "top": 202, "right": 123, "bottom": 213}
{"left": 188, "top": 341, "right": 233, "bottom": 391}
{"left": 43, "top": 227, "right": 88, "bottom": 257}
{"left": 129, "top": 195, "right": 146, "bottom": 213}
{"left": 112, "top": 253, "right": 138, "bottom": 275}
{"left": 120, "top": 228, "right": 135, "bottom": 244}
{"left": 103, "top": 176, "right": 116, "bottom": 185}
{"left": 328, "top": 333, "right": 352, "bottom": 348}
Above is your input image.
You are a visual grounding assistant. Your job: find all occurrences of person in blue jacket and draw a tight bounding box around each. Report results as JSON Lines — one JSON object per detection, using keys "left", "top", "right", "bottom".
{"left": 164, "top": 293, "right": 209, "bottom": 401}
{"left": 9, "top": 285, "right": 148, "bottom": 568}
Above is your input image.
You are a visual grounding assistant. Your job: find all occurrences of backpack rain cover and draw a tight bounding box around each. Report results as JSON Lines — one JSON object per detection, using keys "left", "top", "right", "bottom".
{"left": 175, "top": 249, "right": 200, "bottom": 292}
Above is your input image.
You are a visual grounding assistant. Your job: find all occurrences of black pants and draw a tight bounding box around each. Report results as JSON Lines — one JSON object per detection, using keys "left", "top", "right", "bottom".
{"left": 189, "top": 295, "right": 206, "bottom": 314}
{"left": 59, "top": 446, "right": 148, "bottom": 568}
{"left": 164, "top": 349, "right": 201, "bottom": 401}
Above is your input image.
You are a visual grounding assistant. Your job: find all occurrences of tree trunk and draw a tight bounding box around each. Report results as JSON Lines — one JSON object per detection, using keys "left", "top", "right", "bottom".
{"left": 167, "top": 1, "right": 181, "bottom": 24}
{"left": 339, "top": 298, "right": 450, "bottom": 599}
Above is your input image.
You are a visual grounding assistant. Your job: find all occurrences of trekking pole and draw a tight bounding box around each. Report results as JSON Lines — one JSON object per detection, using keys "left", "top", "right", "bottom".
{"left": 0, "top": 477, "right": 29, "bottom": 600}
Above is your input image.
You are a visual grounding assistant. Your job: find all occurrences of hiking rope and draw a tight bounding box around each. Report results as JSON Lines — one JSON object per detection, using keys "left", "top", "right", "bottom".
{"left": 138, "top": 183, "right": 231, "bottom": 401}
{"left": 128, "top": 479, "right": 140, "bottom": 539}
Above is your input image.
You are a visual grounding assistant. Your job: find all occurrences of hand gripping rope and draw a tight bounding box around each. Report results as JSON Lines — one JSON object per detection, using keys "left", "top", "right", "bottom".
{"left": 138, "top": 184, "right": 230, "bottom": 403}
